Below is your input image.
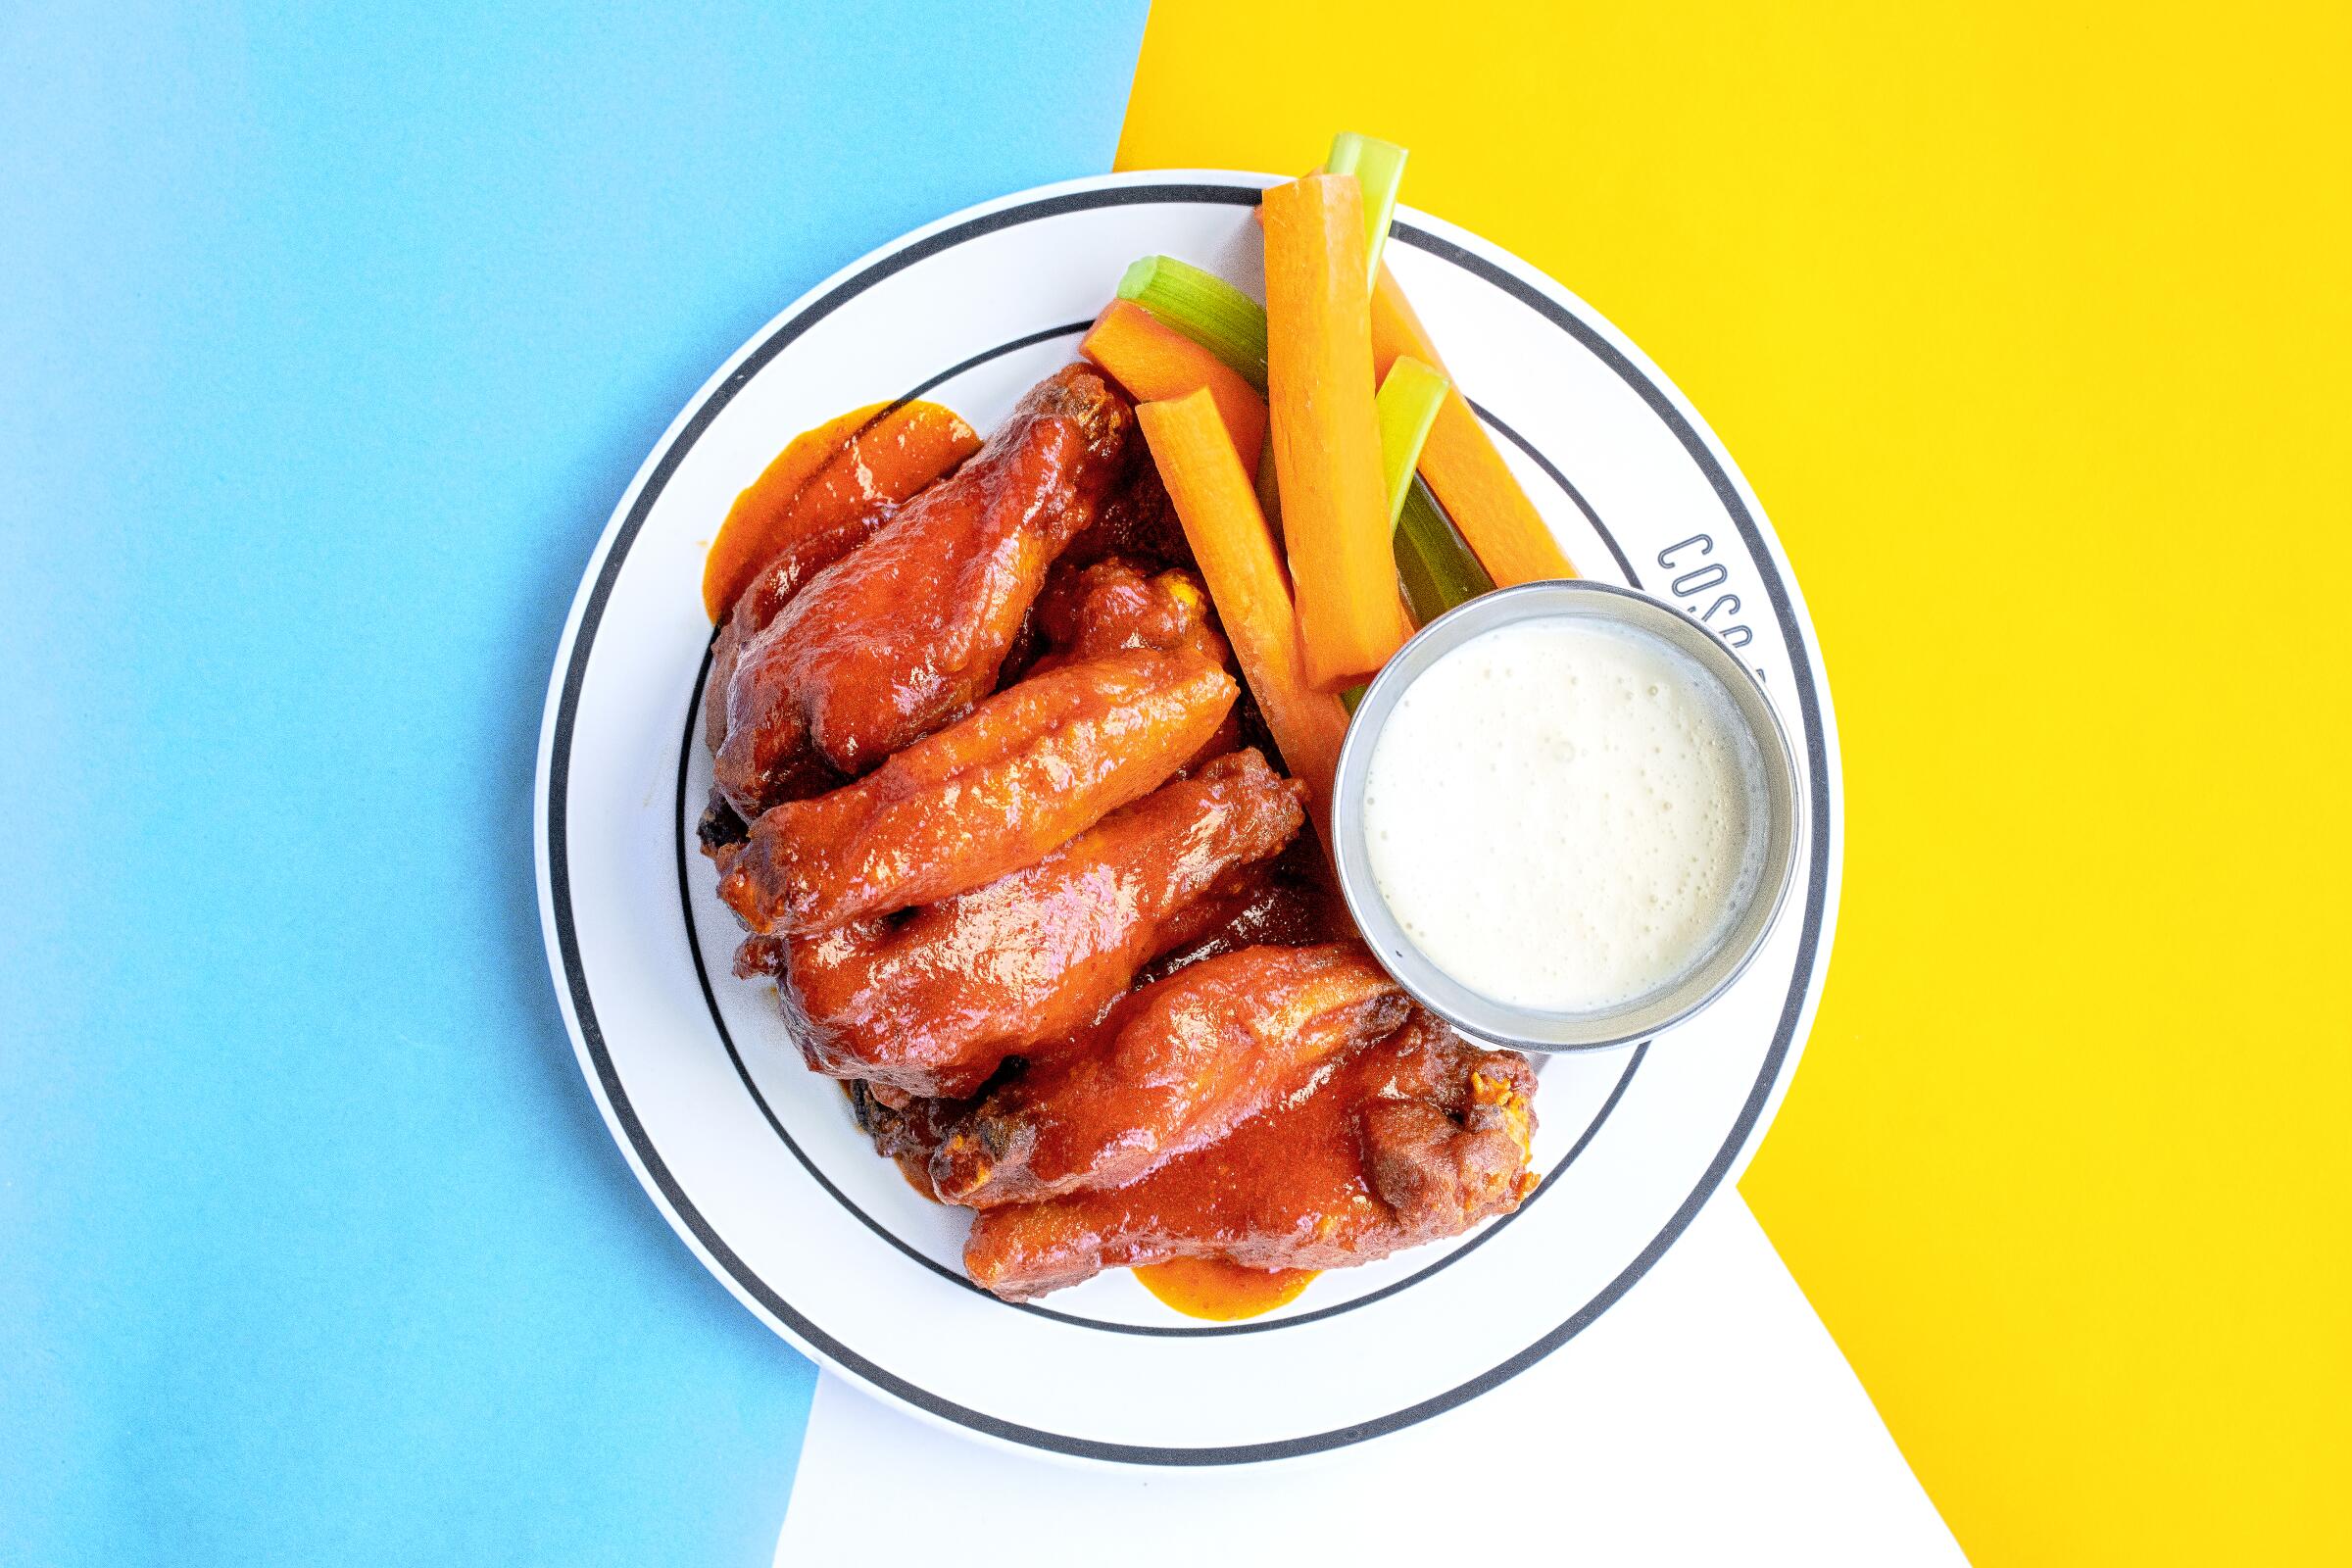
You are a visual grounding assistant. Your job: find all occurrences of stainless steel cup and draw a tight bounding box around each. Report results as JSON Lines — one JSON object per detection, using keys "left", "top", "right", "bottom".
{"left": 1330, "top": 580, "right": 1802, "bottom": 1053}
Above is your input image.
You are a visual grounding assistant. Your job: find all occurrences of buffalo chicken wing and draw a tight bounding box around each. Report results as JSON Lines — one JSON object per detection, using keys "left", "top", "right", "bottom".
{"left": 1026, "top": 557, "right": 1230, "bottom": 674}
{"left": 714, "top": 648, "right": 1237, "bottom": 934}
{"left": 930, "top": 943, "right": 1407, "bottom": 1208}
{"left": 962, "top": 1007, "right": 1539, "bottom": 1300}
{"left": 776, "top": 749, "right": 1306, "bottom": 1099}
{"left": 711, "top": 365, "right": 1135, "bottom": 814}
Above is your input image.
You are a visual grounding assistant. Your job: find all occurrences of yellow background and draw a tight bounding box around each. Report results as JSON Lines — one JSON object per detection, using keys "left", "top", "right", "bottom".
{"left": 1119, "top": 3, "right": 2348, "bottom": 1560}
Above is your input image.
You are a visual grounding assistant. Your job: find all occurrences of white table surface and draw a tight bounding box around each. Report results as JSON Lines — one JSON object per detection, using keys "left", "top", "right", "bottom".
{"left": 776, "top": 1191, "right": 1965, "bottom": 1564}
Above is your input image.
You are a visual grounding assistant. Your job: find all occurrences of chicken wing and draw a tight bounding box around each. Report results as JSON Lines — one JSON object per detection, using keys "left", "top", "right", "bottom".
{"left": 713, "top": 648, "right": 1237, "bottom": 934}
{"left": 844, "top": 1081, "right": 977, "bottom": 1200}
{"left": 930, "top": 943, "right": 1406, "bottom": 1208}
{"left": 703, "top": 405, "right": 981, "bottom": 756}
{"left": 776, "top": 749, "right": 1306, "bottom": 1099}
{"left": 962, "top": 1008, "right": 1540, "bottom": 1300}
{"left": 1033, "top": 559, "right": 1243, "bottom": 768}
{"left": 1027, "top": 557, "right": 1229, "bottom": 673}
{"left": 995, "top": 555, "right": 1231, "bottom": 698}
{"left": 710, "top": 365, "right": 1135, "bottom": 815}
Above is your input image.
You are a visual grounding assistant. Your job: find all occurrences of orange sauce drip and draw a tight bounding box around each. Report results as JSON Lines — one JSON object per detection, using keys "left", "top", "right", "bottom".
{"left": 701, "top": 398, "right": 979, "bottom": 620}
{"left": 1134, "top": 1257, "right": 1318, "bottom": 1321}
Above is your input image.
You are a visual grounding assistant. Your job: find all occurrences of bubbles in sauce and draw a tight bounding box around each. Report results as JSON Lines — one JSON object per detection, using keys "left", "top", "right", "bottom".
{"left": 1361, "top": 617, "right": 1766, "bottom": 1012}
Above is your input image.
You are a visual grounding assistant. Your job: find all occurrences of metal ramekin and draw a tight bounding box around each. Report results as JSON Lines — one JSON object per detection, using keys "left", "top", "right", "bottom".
{"left": 1331, "top": 580, "right": 1802, "bottom": 1053}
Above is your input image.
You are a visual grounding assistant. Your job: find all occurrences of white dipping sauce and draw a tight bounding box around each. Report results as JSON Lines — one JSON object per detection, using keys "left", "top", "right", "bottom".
{"left": 1361, "top": 616, "right": 1765, "bottom": 1012}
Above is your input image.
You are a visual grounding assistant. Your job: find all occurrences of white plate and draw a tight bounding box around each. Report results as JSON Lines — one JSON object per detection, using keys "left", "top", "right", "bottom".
{"left": 533, "top": 171, "right": 1843, "bottom": 1465}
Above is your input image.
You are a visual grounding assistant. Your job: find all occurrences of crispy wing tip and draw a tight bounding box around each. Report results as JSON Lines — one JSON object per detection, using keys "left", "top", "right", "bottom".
{"left": 1470, "top": 1068, "right": 1543, "bottom": 1206}
{"left": 1026, "top": 361, "right": 1136, "bottom": 459}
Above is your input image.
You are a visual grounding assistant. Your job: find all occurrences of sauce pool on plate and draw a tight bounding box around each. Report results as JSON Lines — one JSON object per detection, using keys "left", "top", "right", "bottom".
{"left": 1360, "top": 617, "right": 1766, "bottom": 1013}
{"left": 1133, "top": 1257, "right": 1319, "bottom": 1321}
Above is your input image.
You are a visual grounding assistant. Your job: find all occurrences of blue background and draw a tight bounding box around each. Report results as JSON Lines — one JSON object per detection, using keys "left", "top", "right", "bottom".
{"left": 0, "top": 4, "right": 1148, "bottom": 1561}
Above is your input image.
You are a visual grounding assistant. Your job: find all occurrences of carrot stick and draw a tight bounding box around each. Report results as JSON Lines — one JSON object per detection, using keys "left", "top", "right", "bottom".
{"left": 1137, "top": 388, "right": 1350, "bottom": 853}
{"left": 1114, "top": 257, "right": 1268, "bottom": 389}
{"left": 1261, "top": 173, "right": 1414, "bottom": 692}
{"left": 1367, "top": 258, "right": 1443, "bottom": 383}
{"left": 1369, "top": 263, "right": 1576, "bottom": 586}
{"left": 1081, "top": 299, "right": 1268, "bottom": 475}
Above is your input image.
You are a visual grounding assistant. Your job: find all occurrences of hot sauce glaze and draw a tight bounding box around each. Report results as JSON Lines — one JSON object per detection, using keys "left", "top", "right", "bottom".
{"left": 1133, "top": 1257, "right": 1319, "bottom": 1321}
{"left": 701, "top": 399, "right": 980, "bottom": 621}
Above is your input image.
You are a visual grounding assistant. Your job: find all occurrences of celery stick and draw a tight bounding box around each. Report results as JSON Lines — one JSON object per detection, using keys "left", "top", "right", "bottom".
{"left": 1325, "top": 132, "right": 1409, "bottom": 284}
{"left": 1375, "top": 356, "right": 1450, "bottom": 524}
{"left": 1115, "top": 256, "right": 1268, "bottom": 389}
{"left": 1395, "top": 479, "right": 1494, "bottom": 624}
{"left": 1375, "top": 354, "right": 1487, "bottom": 622}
